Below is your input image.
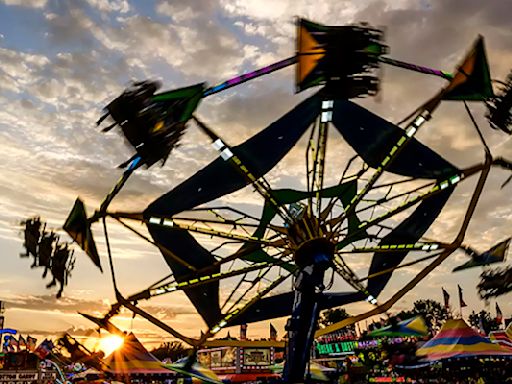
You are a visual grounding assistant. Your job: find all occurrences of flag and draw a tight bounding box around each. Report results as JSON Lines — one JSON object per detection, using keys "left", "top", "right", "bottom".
{"left": 63, "top": 198, "right": 102, "bottom": 271}
{"left": 34, "top": 339, "right": 54, "bottom": 359}
{"left": 240, "top": 323, "right": 247, "bottom": 340}
{"left": 18, "top": 335, "right": 27, "bottom": 350}
{"left": 458, "top": 285, "right": 467, "bottom": 308}
{"left": 10, "top": 335, "right": 19, "bottom": 351}
{"left": 4, "top": 335, "right": 18, "bottom": 352}
{"left": 506, "top": 321, "right": 512, "bottom": 340}
{"left": 442, "top": 288, "right": 450, "bottom": 309}
{"left": 27, "top": 336, "right": 37, "bottom": 352}
{"left": 270, "top": 323, "right": 277, "bottom": 340}
{"left": 496, "top": 302, "right": 503, "bottom": 324}
{"left": 479, "top": 314, "right": 486, "bottom": 335}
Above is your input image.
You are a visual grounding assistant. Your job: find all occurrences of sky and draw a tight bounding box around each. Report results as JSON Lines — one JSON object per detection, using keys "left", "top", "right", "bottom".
{"left": 0, "top": 0, "right": 511, "bottom": 353}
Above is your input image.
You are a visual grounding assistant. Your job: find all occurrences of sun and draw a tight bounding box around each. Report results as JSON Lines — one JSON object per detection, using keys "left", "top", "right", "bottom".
{"left": 98, "top": 335, "right": 124, "bottom": 356}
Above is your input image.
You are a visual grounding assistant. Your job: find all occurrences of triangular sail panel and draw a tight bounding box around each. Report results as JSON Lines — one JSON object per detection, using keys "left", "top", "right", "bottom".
{"left": 442, "top": 36, "right": 494, "bottom": 101}
{"left": 296, "top": 19, "right": 326, "bottom": 91}
{"left": 453, "top": 237, "right": 510, "bottom": 272}
{"left": 63, "top": 198, "right": 102, "bottom": 272}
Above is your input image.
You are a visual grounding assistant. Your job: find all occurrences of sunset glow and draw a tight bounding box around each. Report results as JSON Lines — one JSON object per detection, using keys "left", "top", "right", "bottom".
{"left": 99, "top": 335, "right": 124, "bottom": 356}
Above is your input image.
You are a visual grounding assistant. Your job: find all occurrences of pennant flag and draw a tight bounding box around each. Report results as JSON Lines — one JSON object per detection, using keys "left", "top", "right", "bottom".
{"left": 479, "top": 314, "right": 486, "bottom": 335}
{"left": 270, "top": 323, "right": 277, "bottom": 340}
{"left": 63, "top": 198, "right": 102, "bottom": 272}
{"left": 496, "top": 302, "right": 503, "bottom": 324}
{"left": 34, "top": 339, "right": 54, "bottom": 359}
{"left": 442, "top": 287, "right": 450, "bottom": 309}
{"left": 5, "top": 335, "right": 19, "bottom": 352}
{"left": 453, "top": 238, "right": 510, "bottom": 272}
{"left": 18, "top": 335, "right": 27, "bottom": 350}
{"left": 442, "top": 35, "right": 494, "bottom": 101}
{"left": 458, "top": 284, "right": 467, "bottom": 308}
{"left": 27, "top": 336, "right": 37, "bottom": 352}
{"left": 3, "top": 335, "right": 14, "bottom": 352}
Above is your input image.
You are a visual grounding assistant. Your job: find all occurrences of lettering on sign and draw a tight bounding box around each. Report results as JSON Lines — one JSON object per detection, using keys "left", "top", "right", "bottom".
{"left": 0, "top": 370, "right": 39, "bottom": 384}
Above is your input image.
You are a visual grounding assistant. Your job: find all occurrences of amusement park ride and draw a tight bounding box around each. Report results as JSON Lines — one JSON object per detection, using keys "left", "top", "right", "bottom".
{"left": 19, "top": 18, "right": 512, "bottom": 383}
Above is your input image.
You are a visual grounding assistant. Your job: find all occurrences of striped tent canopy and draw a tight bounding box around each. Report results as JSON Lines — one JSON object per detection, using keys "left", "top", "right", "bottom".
{"left": 104, "top": 333, "right": 174, "bottom": 375}
{"left": 417, "top": 319, "right": 512, "bottom": 361}
{"left": 369, "top": 316, "right": 428, "bottom": 338}
{"left": 489, "top": 322, "right": 512, "bottom": 349}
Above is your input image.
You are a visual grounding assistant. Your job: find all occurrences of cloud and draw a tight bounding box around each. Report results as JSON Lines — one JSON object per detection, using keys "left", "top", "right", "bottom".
{"left": 84, "top": 0, "right": 131, "bottom": 14}
{"left": 0, "top": 0, "right": 511, "bottom": 340}
{"left": 0, "top": 0, "right": 47, "bottom": 8}
{"left": 3, "top": 293, "right": 196, "bottom": 321}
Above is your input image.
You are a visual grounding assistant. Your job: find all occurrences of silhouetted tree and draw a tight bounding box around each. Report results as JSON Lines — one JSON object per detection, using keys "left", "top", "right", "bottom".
{"left": 468, "top": 310, "right": 501, "bottom": 334}
{"left": 319, "top": 308, "right": 350, "bottom": 327}
{"left": 395, "top": 299, "right": 449, "bottom": 332}
{"left": 319, "top": 308, "right": 355, "bottom": 334}
{"left": 150, "top": 341, "right": 188, "bottom": 362}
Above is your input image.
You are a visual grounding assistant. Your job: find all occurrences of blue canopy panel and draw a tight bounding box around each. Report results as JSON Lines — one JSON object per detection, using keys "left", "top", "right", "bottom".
{"left": 330, "top": 100, "right": 459, "bottom": 297}
{"left": 367, "top": 187, "right": 454, "bottom": 297}
{"left": 229, "top": 291, "right": 366, "bottom": 325}
{"left": 331, "top": 100, "right": 458, "bottom": 179}
{"left": 144, "top": 92, "right": 323, "bottom": 327}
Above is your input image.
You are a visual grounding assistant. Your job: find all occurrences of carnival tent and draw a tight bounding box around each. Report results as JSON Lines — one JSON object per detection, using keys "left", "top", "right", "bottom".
{"left": 417, "top": 318, "right": 512, "bottom": 361}
{"left": 369, "top": 316, "right": 428, "bottom": 338}
{"left": 489, "top": 322, "right": 512, "bottom": 349}
{"left": 104, "top": 333, "right": 174, "bottom": 376}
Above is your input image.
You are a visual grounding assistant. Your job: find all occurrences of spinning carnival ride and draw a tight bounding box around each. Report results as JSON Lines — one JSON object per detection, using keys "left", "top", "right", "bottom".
{"left": 37, "top": 19, "right": 512, "bottom": 383}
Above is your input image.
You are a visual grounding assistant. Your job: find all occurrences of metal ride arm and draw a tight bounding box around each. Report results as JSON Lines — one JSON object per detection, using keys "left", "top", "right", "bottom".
{"left": 331, "top": 95, "right": 442, "bottom": 231}
{"left": 115, "top": 290, "right": 200, "bottom": 346}
{"left": 331, "top": 166, "right": 482, "bottom": 246}
{"left": 201, "top": 54, "right": 453, "bottom": 98}
{"left": 192, "top": 115, "right": 294, "bottom": 223}
{"left": 89, "top": 52, "right": 452, "bottom": 225}
{"left": 316, "top": 152, "right": 494, "bottom": 338}
{"left": 308, "top": 103, "right": 331, "bottom": 218}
